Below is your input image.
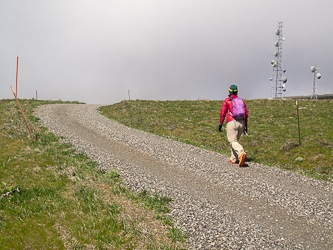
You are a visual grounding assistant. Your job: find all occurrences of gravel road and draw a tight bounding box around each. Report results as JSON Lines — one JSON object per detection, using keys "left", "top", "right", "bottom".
{"left": 35, "top": 104, "right": 333, "bottom": 249}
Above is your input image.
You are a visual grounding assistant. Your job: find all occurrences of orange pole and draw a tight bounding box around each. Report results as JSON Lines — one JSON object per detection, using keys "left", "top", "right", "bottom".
{"left": 15, "top": 56, "right": 18, "bottom": 97}
{"left": 10, "top": 86, "right": 35, "bottom": 142}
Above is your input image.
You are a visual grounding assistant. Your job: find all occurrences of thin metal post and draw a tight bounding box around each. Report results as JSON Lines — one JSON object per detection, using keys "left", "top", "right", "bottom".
{"left": 296, "top": 100, "right": 301, "bottom": 145}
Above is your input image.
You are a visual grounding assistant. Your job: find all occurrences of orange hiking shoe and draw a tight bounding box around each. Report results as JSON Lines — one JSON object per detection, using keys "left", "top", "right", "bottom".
{"left": 228, "top": 159, "right": 236, "bottom": 164}
{"left": 239, "top": 153, "right": 246, "bottom": 167}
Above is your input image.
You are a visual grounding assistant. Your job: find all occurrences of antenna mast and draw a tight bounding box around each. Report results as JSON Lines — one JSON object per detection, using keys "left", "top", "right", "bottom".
{"left": 310, "top": 65, "right": 321, "bottom": 99}
{"left": 270, "top": 21, "right": 287, "bottom": 99}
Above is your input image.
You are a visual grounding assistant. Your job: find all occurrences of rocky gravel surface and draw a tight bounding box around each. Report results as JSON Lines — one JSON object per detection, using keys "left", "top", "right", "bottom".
{"left": 35, "top": 104, "right": 333, "bottom": 249}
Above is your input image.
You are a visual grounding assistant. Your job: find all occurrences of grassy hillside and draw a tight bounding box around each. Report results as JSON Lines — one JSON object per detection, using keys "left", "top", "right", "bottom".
{"left": 99, "top": 99, "right": 333, "bottom": 182}
{"left": 0, "top": 99, "right": 185, "bottom": 249}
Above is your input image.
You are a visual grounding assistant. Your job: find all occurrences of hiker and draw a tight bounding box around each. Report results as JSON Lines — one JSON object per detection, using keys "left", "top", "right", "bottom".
{"left": 218, "top": 85, "right": 248, "bottom": 167}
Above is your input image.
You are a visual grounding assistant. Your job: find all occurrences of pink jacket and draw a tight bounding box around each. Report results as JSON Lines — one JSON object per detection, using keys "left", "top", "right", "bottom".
{"left": 219, "top": 95, "right": 248, "bottom": 125}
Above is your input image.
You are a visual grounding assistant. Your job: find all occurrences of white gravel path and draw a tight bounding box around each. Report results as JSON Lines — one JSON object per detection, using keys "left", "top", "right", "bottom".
{"left": 35, "top": 104, "right": 333, "bottom": 249}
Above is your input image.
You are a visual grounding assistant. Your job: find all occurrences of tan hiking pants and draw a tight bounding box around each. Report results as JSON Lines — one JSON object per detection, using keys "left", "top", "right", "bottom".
{"left": 226, "top": 119, "right": 245, "bottom": 162}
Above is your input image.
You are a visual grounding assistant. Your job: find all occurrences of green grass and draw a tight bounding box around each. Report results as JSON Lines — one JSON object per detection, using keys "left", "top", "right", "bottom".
{"left": 99, "top": 99, "right": 333, "bottom": 182}
{"left": 0, "top": 99, "right": 186, "bottom": 249}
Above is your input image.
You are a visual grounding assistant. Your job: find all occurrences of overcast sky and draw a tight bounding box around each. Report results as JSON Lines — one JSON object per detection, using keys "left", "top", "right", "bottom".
{"left": 1, "top": 0, "right": 332, "bottom": 104}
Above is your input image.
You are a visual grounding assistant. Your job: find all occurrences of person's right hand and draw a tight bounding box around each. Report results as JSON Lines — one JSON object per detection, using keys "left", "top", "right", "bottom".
{"left": 218, "top": 124, "right": 222, "bottom": 132}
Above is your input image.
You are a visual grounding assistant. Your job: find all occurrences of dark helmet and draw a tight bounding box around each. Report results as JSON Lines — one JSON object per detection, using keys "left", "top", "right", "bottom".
{"left": 229, "top": 85, "right": 238, "bottom": 95}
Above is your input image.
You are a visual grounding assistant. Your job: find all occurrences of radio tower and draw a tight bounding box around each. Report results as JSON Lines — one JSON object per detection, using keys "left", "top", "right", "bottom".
{"left": 311, "top": 65, "right": 322, "bottom": 99}
{"left": 270, "top": 21, "right": 287, "bottom": 99}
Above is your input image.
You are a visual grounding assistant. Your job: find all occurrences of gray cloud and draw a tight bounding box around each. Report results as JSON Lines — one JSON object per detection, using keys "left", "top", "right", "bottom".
{"left": 1, "top": 0, "right": 332, "bottom": 104}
